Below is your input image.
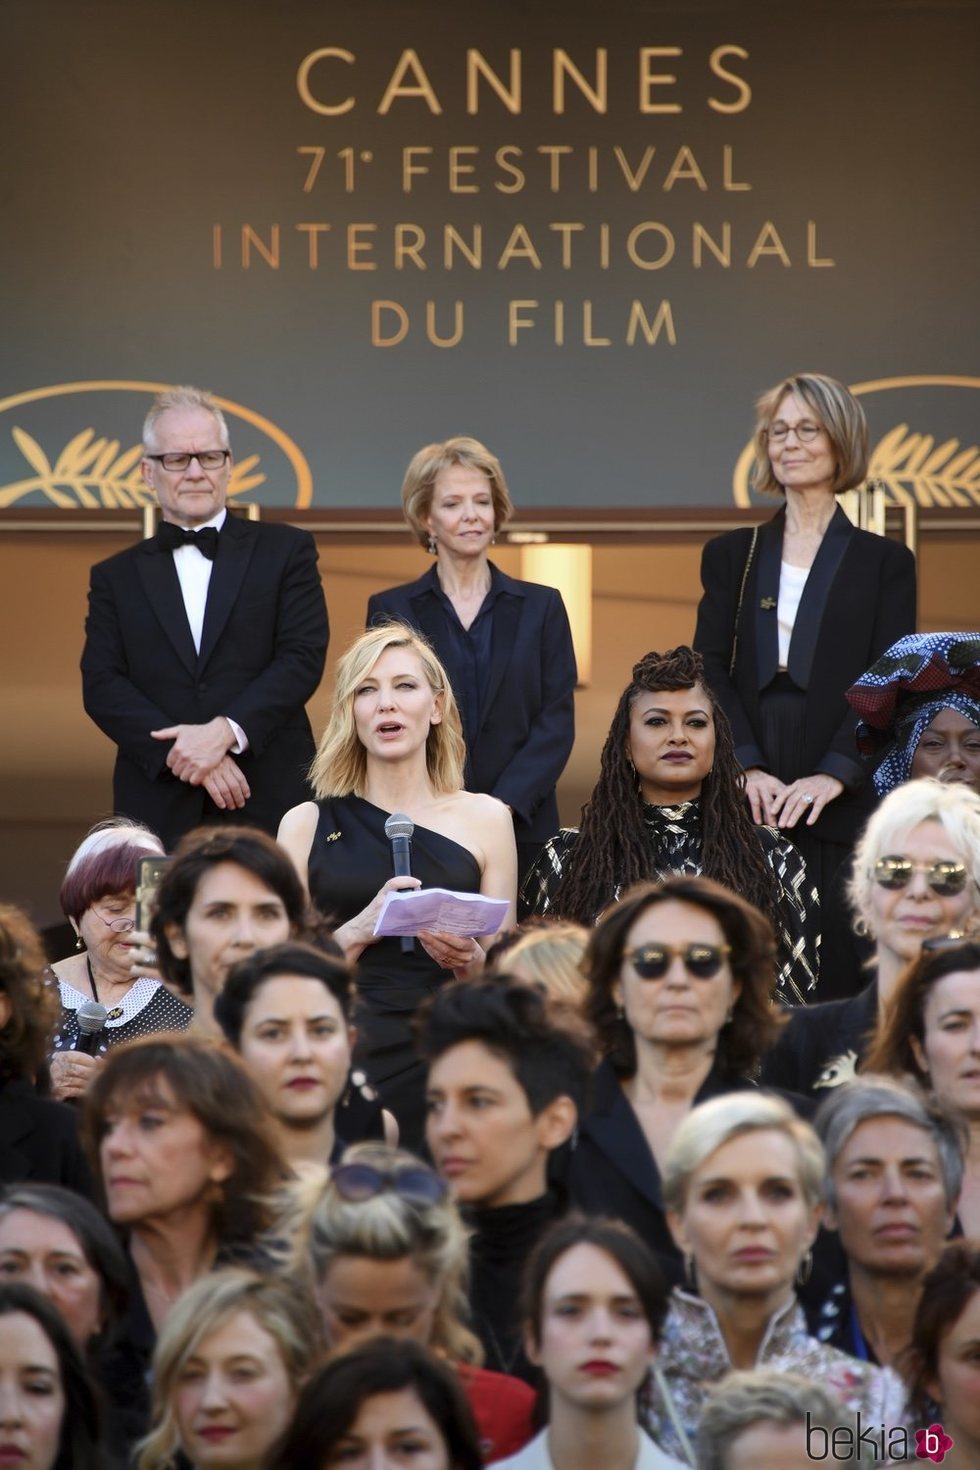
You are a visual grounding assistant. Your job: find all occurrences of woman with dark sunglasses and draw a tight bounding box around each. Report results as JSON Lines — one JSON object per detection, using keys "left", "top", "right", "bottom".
{"left": 864, "top": 939, "right": 980, "bottom": 1235}
{"left": 565, "top": 875, "right": 795, "bottom": 1283}
{"left": 290, "top": 1141, "right": 536, "bottom": 1464}
{"left": 762, "top": 778, "right": 980, "bottom": 1100}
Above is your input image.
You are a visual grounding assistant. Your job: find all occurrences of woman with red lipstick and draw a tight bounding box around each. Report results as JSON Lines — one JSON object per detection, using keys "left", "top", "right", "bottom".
{"left": 136, "top": 1269, "right": 320, "bottom": 1470}
{"left": 49, "top": 820, "right": 193, "bottom": 1101}
{"left": 762, "top": 779, "right": 980, "bottom": 1098}
{"left": 279, "top": 623, "right": 517, "bottom": 1149}
{"left": 0, "top": 1282, "right": 102, "bottom": 1470}
{"left": 495, "top": 1216, "right": 685, "bottom": 1470}
{"left": 647, "top": 1092, "right": 906, "bottom": 1463}
{"left": 694, "top": 372, "right": 916, "bottom": 911}
{"left": 294, "top": 1141, "right": 537, "bottom": 1463}
{"left": 522, "top": 646, "right": 818, "bottom": 1003}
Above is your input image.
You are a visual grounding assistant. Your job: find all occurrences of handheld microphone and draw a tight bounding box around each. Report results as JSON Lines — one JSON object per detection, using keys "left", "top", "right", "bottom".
{"left": 74, "top": 1000, "right": 109, "bottom": 1057}
{"left": 384, "top": 812, "right": 415, "bottom": 954}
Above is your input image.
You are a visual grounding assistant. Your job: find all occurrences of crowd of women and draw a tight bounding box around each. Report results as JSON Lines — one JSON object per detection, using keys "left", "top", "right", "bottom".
{"left": 1, "top": 370, "right": 980, "bottom": 1466}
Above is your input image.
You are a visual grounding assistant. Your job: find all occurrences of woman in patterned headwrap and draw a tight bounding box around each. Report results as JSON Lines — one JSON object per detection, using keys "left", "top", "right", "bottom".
{"left": 520, "top": 647, "right": 819, "bottom": 1004}
{"left": 847, "top": 631, "right": 980, "bottom": 797}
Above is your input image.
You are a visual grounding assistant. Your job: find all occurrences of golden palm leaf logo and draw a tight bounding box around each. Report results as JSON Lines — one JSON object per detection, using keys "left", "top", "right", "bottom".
{"left": 0, "top": 382, "right": 311, "bottom": 509}
{"left": 0, "top": 427, "right": 265, "bottom": 509}
{"left": 731, "top": 376, "right": 980, "bottom": 509}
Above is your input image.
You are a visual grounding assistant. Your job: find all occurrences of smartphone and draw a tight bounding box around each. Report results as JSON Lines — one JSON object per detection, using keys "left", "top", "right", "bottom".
{"left": 135, "top": 855, "right": 171, "bottom": 933}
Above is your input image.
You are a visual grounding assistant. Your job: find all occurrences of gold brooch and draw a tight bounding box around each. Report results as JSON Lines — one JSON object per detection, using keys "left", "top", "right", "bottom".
{"left": 325, "top": 830, "right": 342, "bottom": 842}
{"left": 760, "top": 596, "right": 776, "bottom": 610}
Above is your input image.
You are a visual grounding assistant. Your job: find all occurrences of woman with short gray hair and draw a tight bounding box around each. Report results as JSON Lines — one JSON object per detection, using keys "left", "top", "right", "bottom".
{"left": 811, "top": 1077, "right": 962, "bottom": 1366}
{"left": 697, "top": 1370, "right": 854, "bottom": 1470}
{"left": 646, "top": 1092, "right": 906, "bottom": 1465}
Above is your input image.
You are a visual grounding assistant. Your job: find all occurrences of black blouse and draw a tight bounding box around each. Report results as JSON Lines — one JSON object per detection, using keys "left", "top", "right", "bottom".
{"left": 520, "top": 799, "right": 819, "bottom": 1003}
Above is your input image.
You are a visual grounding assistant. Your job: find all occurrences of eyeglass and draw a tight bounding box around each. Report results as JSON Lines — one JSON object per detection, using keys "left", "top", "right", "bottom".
{"left": 145, "top": 450, "right": 231, "bottom": 472}
{"left": 870, "top": 857, "right": 969, "bottom": 897}
{"left": 766, "top": 421, "right": 823, "bottom": 443}
{"left": 91, "top": 909, "right": 136, "bottom": 934}
{"left": 330, "top": 1161, "right": 448, "bottom": 1205}
{"left": 624, "top": 942, "right": 732, "bottom": 980}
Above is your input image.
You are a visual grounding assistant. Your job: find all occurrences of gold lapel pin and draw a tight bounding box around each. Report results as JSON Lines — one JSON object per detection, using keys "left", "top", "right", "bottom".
{"left": 760, "top": 597, "right": 776, "bottom": 610}
{"left": 325, "top": 830, "right": 342, "bottom": 842}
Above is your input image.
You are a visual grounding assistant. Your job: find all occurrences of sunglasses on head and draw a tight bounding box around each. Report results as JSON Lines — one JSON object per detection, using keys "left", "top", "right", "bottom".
{"left": 871, "top": 856, "right": 969, "bottom": 897}
{"left": 624, "top": 941, "right": 732, "bottom": 980}
{"left": 330, "top": 1161, "right": 447, "bottom": 1206}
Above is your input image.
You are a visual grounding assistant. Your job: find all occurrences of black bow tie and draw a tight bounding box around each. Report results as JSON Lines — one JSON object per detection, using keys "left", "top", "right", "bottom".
{"left": 158, "top": 522, "right": 220, "bottom": 560}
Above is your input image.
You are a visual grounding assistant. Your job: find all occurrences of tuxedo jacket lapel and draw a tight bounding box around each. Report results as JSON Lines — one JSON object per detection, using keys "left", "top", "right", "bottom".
{"left": 136, "top": 541, "right": 198, "bottom": 675}
{"left": 753, "top": 512, "right": 784, "bottom": 689}
{"left": 788, "top": 505, "right": 852, "bottom": 687}
{"left": 198, "top": 517, "right": 257, "bottom": 671}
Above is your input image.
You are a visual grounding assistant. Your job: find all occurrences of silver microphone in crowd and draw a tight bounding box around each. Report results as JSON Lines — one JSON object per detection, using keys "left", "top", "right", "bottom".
{"left": 74, "top": 999, "right": 109, "bottom": 1057}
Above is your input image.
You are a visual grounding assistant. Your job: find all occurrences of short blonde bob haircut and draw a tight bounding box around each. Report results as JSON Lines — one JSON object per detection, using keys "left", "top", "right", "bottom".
{"left": 502, "top": 922, "right": 589, "bottom": 1007}
{"left": 663, "top": 1091, "right": 826, "bottom": 1216}
{"left": 309, "top": 623, "right": 465, "bottom": 798}
{"left": 137, "top": 1267, "right": 322, "bottom": 1470}
{"left": 847, "top": 777, "right": 980, "bottom": 938}
{"left": 401, "top": 436, "right": 514, "bottom": 549}
{"left": 751, "top": 372, "right": 868, "bottom": 497}
{"left": 294, "top": 1142, "right": 482, "bottom": 1366}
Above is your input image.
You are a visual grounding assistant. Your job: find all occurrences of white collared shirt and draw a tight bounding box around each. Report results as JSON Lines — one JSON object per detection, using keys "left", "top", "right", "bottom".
{"left": 166, "top": 507, "right": 247, "bottom": 752}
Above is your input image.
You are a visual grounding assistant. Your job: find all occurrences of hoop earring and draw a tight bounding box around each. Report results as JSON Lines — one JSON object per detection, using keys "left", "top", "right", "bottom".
{"left": 427, "top": 533, "right": 437, "bottom": 556}
{"left": 796, "top": 1248, "right": 813, "bottom": 1287}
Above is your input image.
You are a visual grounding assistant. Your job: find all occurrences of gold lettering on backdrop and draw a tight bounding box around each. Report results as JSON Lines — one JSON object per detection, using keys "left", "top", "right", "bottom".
{"left": 378, "top": 50, "right": 443, "bottom": 115}
{"left": 693, "top": 222, "right": 731, "bottom": 267}
{"left": 449, "top": 147, "right": 480, "bottom": 193}
{"left": 746, "top": 221, "right": 791, "bottom": 267}
{"left": 638, "top": 48, "right": 682, "bottom": 114}
{"left": 444, "top": 226, "right": 482, "bottom": 268}
{"left": 538, "top": 145, "right": 574, "bottom": 191}
{"left": 807, "top": 221, "right": 834, "bottom": 266}
{"left": 372, "top": 301, "right": 410, "bottom": 346}
{"left": 494, "top": 146, "right": 525, "bottom": 193}
{"left": 347, "top": 224, "right": 378, "bottom": 270}
{"left": 295, "top": 45, "right": 753, "bottom": 116}
{"left": 297, "top": 223, "right": 332, "bottom": 268}
{"left": 583, "top": 301, "right": 611, "bottom": 346}
{"left": 553, "top": 49, "right": 608, "bottom": 114}
{"left": 509, "top": 300, "right": 538, "bottom": 344}
{"left": 723, "top": 145, "right": 750, "bottom": 191}
{"left": 297, "top": 48, "right": 356, "bottom": 116}
{"left": 627, "top": 224, "right": 675, "bottom": 269}
{"left": 627, "top": 300, "right": 677, "bottom": 345}
{"left": 403, "top": 147, "right": 433, "bottom": 191}
{"left": 663, "top": 145, "right": 708, "bottom": 190}
{"left": 708, "top": 46, "right": 752, "bottom": 113}
{"left": 466, "top": 49, "right": 521, "bottom": 114}
{"left": 395, "top": 225, "right": 427, "bottom": 269}
{"left": 212, "top": 225, "right": 222, "bottom": 269}
{"left": 242, "top": 225, "right": 280, "bottom": 269}
{"left": 498, "top": 226, "right": 543, "bottom": 269}
{"left": 428, "top": 301, "right": 465, "bottom": 346}
{"left": 551, "top": 223, "right": 586, "bottom": 268}
{"left": 614, "top": 146, "right": 656, "bottom": 191}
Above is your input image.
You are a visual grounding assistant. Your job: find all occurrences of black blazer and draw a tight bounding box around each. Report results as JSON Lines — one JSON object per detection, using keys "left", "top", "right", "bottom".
{"left": 694, "top": 505, "right": 916, "bottom": 843}
{"left": 760, "top": 982, "right": 879, "bottom": 1098}
{"left": 367, "top": 564, "right": 576, "bottom": 843}
{"left": 81, "top": 515, "right": 329, "bottom": 849}
{"left": 0, "top": 1078, "right": 93, "bottom": 1196}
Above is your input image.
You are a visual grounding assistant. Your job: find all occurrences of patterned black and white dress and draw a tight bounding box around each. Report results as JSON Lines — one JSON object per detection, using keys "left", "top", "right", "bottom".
{"left": 520, "top": 799, "right": 819, "bottom": 1004}
{"left": 52, "top": 976, "right": 194, "bottom": 1057}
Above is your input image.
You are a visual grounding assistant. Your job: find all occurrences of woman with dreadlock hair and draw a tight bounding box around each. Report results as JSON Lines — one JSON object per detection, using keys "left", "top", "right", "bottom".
{"left": 520, "top": 647, "right": 819, "bottom": 1003}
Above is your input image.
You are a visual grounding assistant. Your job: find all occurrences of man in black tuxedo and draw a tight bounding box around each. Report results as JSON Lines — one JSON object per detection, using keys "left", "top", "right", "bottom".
{"left": 81, "top": 386, "right": 328, "bottom": 849}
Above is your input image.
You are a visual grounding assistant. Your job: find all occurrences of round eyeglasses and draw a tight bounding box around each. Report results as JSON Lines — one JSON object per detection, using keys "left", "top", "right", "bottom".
{"left": 870, "top": 857, "right": 969, "bottom": 898}
{"left": 91, "top": 909, "right": 136, "bottom": 934}
{"left": 766, "top": 421, "right": 823, "bottom": 443}
{"left": 624, "top": 942, "right": 732, "bottom": 980}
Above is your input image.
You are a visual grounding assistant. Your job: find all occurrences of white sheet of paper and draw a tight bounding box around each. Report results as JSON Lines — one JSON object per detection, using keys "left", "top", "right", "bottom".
{"left": 373, "top": 887, "right": 510, "bottom": 939}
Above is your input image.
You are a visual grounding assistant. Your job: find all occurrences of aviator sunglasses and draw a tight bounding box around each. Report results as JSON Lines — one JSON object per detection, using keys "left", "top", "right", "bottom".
{"left": 330, "top": 1161, "right": 448, "bottom": 1206}
{"left": 870, "top": 856, "right": 969, "bottom": 897}
{"left": 624, "top": 941, "right": 732, "bottom": 980}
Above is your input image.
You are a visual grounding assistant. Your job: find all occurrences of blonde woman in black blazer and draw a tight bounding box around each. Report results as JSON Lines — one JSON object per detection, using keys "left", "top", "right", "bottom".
{"left": 694, "top": 372, "right": 916, "bottom": 904}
